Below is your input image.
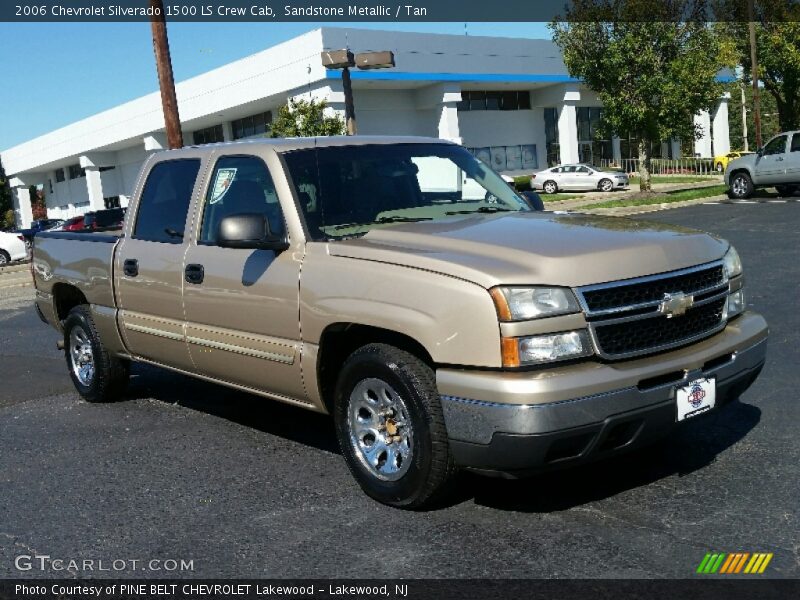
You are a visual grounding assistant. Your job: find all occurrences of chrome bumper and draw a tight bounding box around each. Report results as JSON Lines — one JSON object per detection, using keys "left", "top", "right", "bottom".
{"left": 437, "top": 312, "right": 768, "bottom": 474}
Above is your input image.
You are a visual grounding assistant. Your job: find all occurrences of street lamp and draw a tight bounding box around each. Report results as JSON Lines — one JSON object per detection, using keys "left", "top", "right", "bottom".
{"left": 321, "top": 49, "right": 396, "bottom": 135}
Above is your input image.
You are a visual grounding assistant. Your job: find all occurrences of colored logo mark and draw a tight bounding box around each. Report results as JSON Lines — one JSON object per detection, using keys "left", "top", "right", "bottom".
{"left": 697, "top": 552, "right": 773, "bottom": 574}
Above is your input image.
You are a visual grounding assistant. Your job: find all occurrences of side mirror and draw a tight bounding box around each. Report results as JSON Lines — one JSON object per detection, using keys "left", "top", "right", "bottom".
{"left": 217, "top": 213, "right": 289, "bottom": 252}
{"left": 522, "top": 191, "right": 545, "bottom": 211}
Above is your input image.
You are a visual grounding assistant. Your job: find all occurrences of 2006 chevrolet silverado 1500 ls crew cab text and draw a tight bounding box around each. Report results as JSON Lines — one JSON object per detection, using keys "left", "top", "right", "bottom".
{"left": 33, "top": 137, "right": 768, "bottom": 508}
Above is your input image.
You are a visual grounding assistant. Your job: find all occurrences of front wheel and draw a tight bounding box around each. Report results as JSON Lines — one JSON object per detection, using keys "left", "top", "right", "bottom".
{"left": 63, "top": 305, "right": 130, "bottom": 402}
{"left": 333, "top": 343, "right": 456, "bottom": 509}
{"left": 728, "top": 172, "right": 754, "bottom": 200}
{"left": 598, "top": 178, "right": 614, "bottom": 192}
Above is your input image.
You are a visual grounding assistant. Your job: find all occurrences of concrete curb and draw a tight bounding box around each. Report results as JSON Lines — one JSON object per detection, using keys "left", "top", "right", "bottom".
{"left": 580, "top": 194, "right": 730, "bottom": 217}
{"left": 0, "top": 263, "right": 30, "bottom": 275}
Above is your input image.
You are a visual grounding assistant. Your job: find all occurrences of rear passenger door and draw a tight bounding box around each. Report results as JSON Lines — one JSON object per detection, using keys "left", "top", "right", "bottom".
{"left": 785, "top": 133, "right": 800, "bottom": 183}
{"left": 180, "top": 153, "right": 306, "bottom": 402}
{"left": 115, "top": 156, "right": 203, "bottom": 371}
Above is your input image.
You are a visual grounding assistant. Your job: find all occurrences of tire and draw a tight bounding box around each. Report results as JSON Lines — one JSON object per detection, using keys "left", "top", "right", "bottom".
{"left": 598, "top": 178, "right": 614, "bottom": 192}
{"left": 0, "top": 250, "right": 9, "bottom": 266}
{"left": 543, "top": 180, "right": 558, "bottom": 194}
{"left": 716, "top": 162, "right": 724, "bottom": 173}
{"left": 775, "top": 184, "right": 797, "bottom": 197}
{"left": 333, "top": 343, "right": 456, "bottom": 509}
{"left": 728, "top": 171, "right": 754, "bottom": 200}
{"left": 63, "top": 305, "right": 129, "bottom": 402}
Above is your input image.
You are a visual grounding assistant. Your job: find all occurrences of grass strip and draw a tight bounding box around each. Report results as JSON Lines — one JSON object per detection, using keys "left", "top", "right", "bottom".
{"left": 585, "top": 185, "right": 728, "bottom": 210}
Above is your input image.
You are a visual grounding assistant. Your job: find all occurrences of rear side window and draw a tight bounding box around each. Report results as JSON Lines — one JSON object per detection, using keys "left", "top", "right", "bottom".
{"left": 133, "top": 159, "right": 201, "bottom": 243}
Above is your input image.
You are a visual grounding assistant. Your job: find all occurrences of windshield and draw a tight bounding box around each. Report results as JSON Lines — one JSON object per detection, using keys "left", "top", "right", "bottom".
{"left": 282, "top": 143, "right": 531, "bottom": 240}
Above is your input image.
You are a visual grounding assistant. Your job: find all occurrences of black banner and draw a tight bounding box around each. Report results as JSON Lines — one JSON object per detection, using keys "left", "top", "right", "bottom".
{"left": 1, "top": 580, "right": 800, "bottom": 600}
{"left": 2, "top": 0, "right": 800, "bottom": 23}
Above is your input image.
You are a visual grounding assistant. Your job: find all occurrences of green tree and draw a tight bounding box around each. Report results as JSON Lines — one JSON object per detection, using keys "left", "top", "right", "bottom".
{"left": 715, "top": 2, "right": 800, "bottom": 134}
{"left": 550, "top": 0, "right": 723, "bottom": 191}
{"left": 270, "top": 98, "right": 346, "bottom": 139}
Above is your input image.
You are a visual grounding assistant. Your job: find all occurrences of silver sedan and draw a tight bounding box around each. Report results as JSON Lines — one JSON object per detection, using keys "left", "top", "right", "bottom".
{"left": 532, "top": 164, "right": 629, "bottom": 194}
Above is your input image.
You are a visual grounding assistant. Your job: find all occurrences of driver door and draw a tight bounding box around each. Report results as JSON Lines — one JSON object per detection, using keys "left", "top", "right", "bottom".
{"left": 181, "top": 152, "right": 306, "bottom": 402}
{"left": 755, "top": 135, "right": 788, "bottom": 184}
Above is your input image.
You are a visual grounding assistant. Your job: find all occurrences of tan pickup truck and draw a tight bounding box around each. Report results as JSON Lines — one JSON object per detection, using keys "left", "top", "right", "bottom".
{"left": 33, "top": 137, "right": 767, "bottom": 508}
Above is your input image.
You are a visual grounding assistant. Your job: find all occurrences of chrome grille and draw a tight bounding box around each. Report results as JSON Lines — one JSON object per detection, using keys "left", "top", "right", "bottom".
{"left": 577, "top": 262, "right": 729, "bottom": 360}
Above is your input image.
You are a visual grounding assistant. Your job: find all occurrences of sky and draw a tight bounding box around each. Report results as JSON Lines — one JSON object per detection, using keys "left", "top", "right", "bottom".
{"left": 0, "top": 22, "right": 551, "bottom": 151}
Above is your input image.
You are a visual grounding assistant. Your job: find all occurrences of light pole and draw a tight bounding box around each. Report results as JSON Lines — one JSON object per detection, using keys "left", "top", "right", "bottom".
{"left": 321, "top": 49, "right": 396, "bottom": 135}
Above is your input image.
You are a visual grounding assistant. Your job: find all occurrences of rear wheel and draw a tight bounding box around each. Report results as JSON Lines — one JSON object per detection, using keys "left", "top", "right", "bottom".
{"left": 0, "top": 250, "right": 9, "bottom": 266}
{"left": 63, "top": 305, "right": 129, "bottom": 402}
{"left": 728, "top": 172, "right": 754, "bottom": 200}
{"left": 599, "top": 178, "right": 614, "bottom": 192}
{"left": 333, "top": 343, "right": 456, "bottom": 509}
{"left": 543, "top": 180, "right": 558, "bottom": 194}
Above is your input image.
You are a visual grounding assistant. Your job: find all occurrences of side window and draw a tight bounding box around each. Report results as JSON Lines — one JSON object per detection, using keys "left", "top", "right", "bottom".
{"left": 763, "top": 135, "right": 787, "bottom": 156}
{"left": 200, "top": 155, "right": 285, "bottom": 244}
{"left": 791, "top": 134, "right": 800, "bottom": 152}
{"left": 133, "top": 159, "right": 201, "bottom": 243}
{"left": 577, "top": 166, "right": 590, "bottom": 173}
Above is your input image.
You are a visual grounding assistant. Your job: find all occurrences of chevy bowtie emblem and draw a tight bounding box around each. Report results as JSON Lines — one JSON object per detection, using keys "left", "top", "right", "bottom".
{"left": 659, "top": 292, "right": 694, "bottom": 318}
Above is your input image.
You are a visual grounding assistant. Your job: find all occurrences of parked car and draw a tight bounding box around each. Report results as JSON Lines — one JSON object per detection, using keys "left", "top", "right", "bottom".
{"left": 0, "top": 230, "right": 28, "bottom": 265}
{"left": 714, "top": 150, "right": 754, "bottom": 173}
{"left": 725, "top": 131, "right": 800, "bottom": 199}
{"left": 531, "top": 164, "right": 629, "bottom": 193}
{"left": 33, "top": 136, "right": 767, "bottom": 509}
{"left": 16, "top": 218, "right": 65, "bottom": 250}
{"left": 59, "top": 216, "right": 87, "bottom": 232}
{"left": 83, "top": 208, "right": 126, "bottom": 231}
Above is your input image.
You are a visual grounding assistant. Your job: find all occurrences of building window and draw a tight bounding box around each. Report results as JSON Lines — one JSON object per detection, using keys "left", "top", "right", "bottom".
{"left": 55, "top": 168, "right": 65, "bottom": 183}
{"left": 577, "top": 107, "right": 612, "bottom": 166}
{"left": 193, "top": 124, "right": 225, "bottom": 146}
{"left": 544, "top": 107, "right": 560, "bottom": 167}
{"left": 104, "top": 196, "right": 121, "bottom": 209}
{"left": 232, "top": 111, "right": 272, "bottom": 140}
{"left": 468, "top": 145, "right": 538, "bottom": 172}
{"left": 68, "top": 164, "right": 85, "bottom": 179}
{"left": 48, "top": 179, "right": 53, "bottom": 194}
{"left": 458, "top": 91, "right": 531, "bottom": 112}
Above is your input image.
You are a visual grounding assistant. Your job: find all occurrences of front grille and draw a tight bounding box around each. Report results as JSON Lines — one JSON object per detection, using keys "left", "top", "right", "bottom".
{"left": 577, "top": 262, "right": 729, "bottom": 359}
{"left": 582, "top": 264, "right": 724, "bottom": 312}
{"left": 593, "top": 298, "right": 726, "bottom": 357}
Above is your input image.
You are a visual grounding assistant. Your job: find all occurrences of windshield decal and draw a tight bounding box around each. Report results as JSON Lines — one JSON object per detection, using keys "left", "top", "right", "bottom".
{"left": 210, "top": 168, "right": 237, "bottom": 204}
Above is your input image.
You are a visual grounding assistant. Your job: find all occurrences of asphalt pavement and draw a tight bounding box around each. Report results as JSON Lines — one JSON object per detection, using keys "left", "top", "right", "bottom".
{"left": 0, "top": 202, "right": 797, "bottom": 579}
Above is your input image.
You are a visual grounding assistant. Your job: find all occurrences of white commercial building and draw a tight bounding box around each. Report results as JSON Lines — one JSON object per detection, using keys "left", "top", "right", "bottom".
{"left": 1, "top": 27, "right": 732, "bottom": 228}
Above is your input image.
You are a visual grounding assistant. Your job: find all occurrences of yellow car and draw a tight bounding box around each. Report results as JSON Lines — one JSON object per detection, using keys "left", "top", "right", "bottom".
{"left": 715, "top": 151, "right": 754, "bottom": 172}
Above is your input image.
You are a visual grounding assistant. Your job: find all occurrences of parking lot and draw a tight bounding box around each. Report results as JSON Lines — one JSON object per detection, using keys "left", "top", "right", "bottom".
{"left": 0, "top": 201, "right": 797, "bottom": 579}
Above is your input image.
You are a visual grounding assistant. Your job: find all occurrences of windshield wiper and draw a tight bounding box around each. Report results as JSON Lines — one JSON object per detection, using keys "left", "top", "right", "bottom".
{"left": 445, "top": 206, "right": 515, "bottom": 215}
{"left": 332, "top": 216, "right": 432, "bottom": 230}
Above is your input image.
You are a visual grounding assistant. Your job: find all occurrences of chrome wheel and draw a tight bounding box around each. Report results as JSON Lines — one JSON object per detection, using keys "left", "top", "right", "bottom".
{"left": 69, "top": 325, "right": 95, "bottom": 386}
{"left": 732, "top": 175, "right": 748, "bottom": 198}
{"left": 347, "top": 378, "right": 414, "bottom": 482}
{"left": 0, "top": 253, "right": 8, "bottom": 265}
{"left": 543, "top": 181, "right": 557, "bottom": 194}
{"left": 599, "top": 179, "right": 613, "bottom": 192}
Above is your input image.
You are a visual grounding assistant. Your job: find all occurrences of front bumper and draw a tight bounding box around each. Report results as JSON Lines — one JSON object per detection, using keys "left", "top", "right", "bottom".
{"left": 438, "top": 312, "right": 767, "bottom": 476}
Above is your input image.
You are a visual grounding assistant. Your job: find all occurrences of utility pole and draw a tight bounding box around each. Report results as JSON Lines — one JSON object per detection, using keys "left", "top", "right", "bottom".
{"left": 741, "top": 84, "right": 748, "bottom": 151}
{"left": 748, "top": 0, "right": 762, "bottom": 149}
{"left": 149, "top": 0, "right": 183, "bottom": 149}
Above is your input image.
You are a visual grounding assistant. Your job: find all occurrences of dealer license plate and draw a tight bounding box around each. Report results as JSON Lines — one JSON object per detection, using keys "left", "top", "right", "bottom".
{"left": 676, "top": 378, "right": 716, "bottom": 421}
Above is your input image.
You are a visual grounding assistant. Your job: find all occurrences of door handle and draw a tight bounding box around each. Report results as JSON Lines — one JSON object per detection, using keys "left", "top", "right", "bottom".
{"left": 184, "top": 264, "right": 204, "bottom": 285}
{"left": 123, "top": 259, "right": 138, "bottom": 277}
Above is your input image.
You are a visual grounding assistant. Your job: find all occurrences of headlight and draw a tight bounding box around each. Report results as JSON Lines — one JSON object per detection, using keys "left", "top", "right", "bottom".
{"left": 491, "top": 286, "right": 580, "bottom": 321}
{"left": 501, "top": 330, "right": 593, "bottom": 367}
{"left": 726, "top": 289, "right": 746, "bottom": 319}
{"left": 722, "top": 245, "right": 742, "bottom": 279}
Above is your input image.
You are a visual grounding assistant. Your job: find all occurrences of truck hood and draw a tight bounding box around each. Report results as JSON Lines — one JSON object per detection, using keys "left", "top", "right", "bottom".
{"left": 328, "top": 212, "right": 729, "bottom": 288}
